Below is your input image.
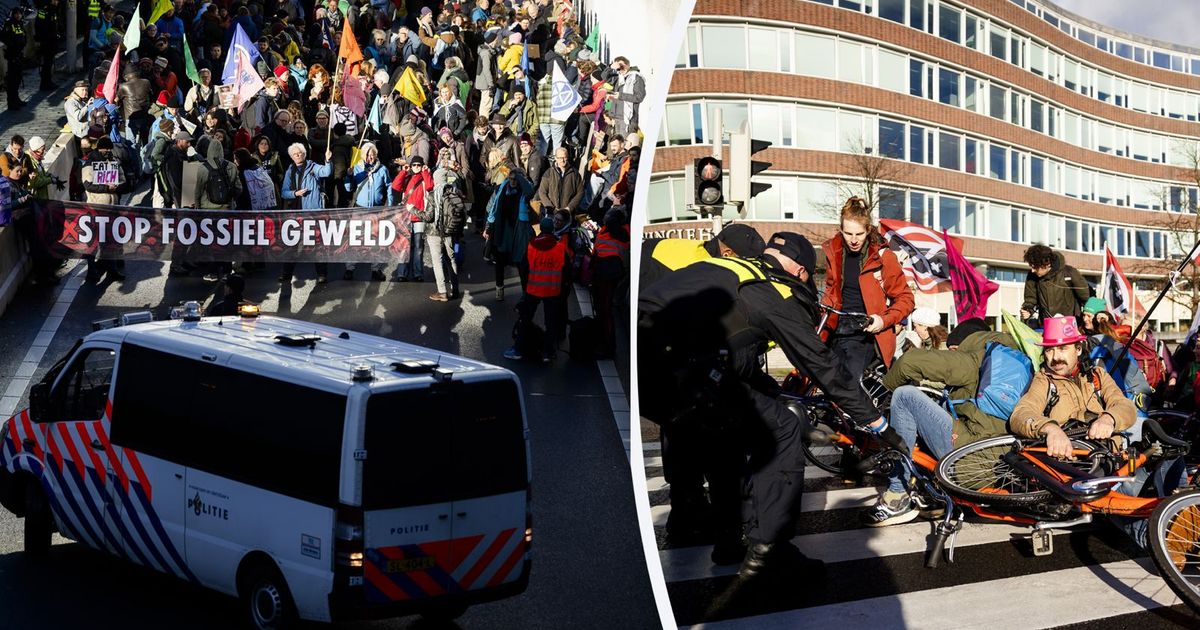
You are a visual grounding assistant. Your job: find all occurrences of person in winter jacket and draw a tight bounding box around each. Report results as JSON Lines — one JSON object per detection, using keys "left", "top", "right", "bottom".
{"left": 480, "top": 113, "right": 521, "bottom": 173}
{"left": 279, "top": 143, "right": 333, "bottom": 285}
{"left": 485, "top": 161, "right": 535, "bottom": 300}
{"left": 536, "top": 147, "right": 583, "bottom": 214}
{"left": 194, "top": 138, "right": 243, "bottom": 209}
{"left": 606, "top": 56, "right": 645, "bottom": 138}
{"left": 475, "top": 30, "right": 500, "bottom": 115}
{"left": 390, "top": 155, "right": 434, "bottom": 281}
{"left": 1022, "top": 244, "right": 1092, "bottom": 321}
{"left": 431, "top": 84, "right": 468, "bottom": 137}
{"left": 80, "top": 137, "right": 130, "bottom": 281}
{"left": 505, "top": 215, "right": 572, "bottom": 362}
{"left": 425, "top": 151, "right": 468, "bottom": 301}
{"left": 345, "top": 142, "right": 391, "bottom": 281}
{"left": 821, "top": 197, "right": 915, "bottom": 376}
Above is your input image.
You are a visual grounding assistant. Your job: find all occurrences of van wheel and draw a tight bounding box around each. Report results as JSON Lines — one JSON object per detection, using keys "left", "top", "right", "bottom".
{"left": 241, "top": 564, "right": 298, "bottom": 630}
{"left": 23, "top": 479, "right": 51, "bottom": 558}
{"left": 420, "top": 602, "right": 468, "bottom": 623}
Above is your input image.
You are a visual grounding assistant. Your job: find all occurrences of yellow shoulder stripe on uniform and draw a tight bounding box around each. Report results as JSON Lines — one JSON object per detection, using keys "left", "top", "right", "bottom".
{"left": 700, "top": 257, "right": 794, "bottom": 300}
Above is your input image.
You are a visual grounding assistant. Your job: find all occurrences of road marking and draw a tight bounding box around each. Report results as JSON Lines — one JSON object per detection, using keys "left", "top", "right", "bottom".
{"left": 0, "top": 262, "right": 85, "bottom": 416}
{"left": 660, "top": 518, "right": 1086, "bottom": 583}
{"left": 648, "top": 481, "right": 877, "bottom": 522}
{"left": 683, "top": 558, "right": 1179, "bottom": 629}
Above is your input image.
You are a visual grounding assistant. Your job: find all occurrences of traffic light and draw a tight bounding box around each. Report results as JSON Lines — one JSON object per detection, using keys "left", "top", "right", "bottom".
{"left": 693, "top": 156, "right": 724, "bottom": 208}
{"left": 729, "top": 131, "right": 772, "bottom": 203}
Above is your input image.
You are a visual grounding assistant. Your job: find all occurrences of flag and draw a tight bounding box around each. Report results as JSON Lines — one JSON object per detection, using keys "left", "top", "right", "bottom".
{"left": 223, "top": 24, "right": 263, "bottom": 86}
{"left": 585, "top": 28, "right": 599, "bottom": 51}
{"left": 879, "top": 219, "right": 963, "bottom": 294}
{"left": 550, "top": 61, "right": 581, "bottom": 122}
{"left": 148, "top": 0, "right": 173, "bottom": 26}
{"left": 289, "top": 64, "right": 308, "bottom": 92}
{"left": 1002, "top": 310, "right": 1043, "bottom": 371}
{"left": 349, "top": 146, "right": 362, "bottom": 169}
{"left": 394, "top": 66, "right": 425, "bottom": 107}
{"left": 338, "top": 22, "right": 364, "bottom": 77}
{"left": 182, "top": 32, "right": 201, "bottom": 85}
{"left": 366, "top": 95, "right": 381, "bottom": 133}
{"left": 101, "top": 47, "right": 121, "bottom": 103}
{"left": 342, "top": 77, "right": 366, "bottom": 117}
{"left": 123, "top": 5, "right": 142, "bottom": 51}
{"left": 231, "top": 44, "right": 265, "bottom": 112}
{"left": 943, "top": 230, "right": 997, "bottom": 321}
{"left": 1185, "top": 303, "right": 1200, "bottom": 343}
{"left": 1101, "top": 245, "right": 1144, "bottom": 321}
{"left": 520, "top": 42, "right": 530, "bottom": 99}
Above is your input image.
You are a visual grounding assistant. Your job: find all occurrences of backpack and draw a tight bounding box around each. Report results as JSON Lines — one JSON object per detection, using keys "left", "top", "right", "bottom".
{"left": 140, "top": 136, "right": 166, "bottom": 175}
{"left": 973, "top": 342, "right": 1034, "bottom": 420}
{"left": 439, "top": 184, "right": 467, "bottom": 236}
{"left": 1128, "top": 338, "right": 1165, "bottom": 390}
{"left": 203, "top": 162, "right": 232, "bottom": 205}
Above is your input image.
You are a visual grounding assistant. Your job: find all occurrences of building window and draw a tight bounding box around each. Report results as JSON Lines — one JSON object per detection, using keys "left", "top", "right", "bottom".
{"left": 1030, "top": 99, "right": 1044, "bottom": 133}
{"left": 909, "top": 124, "right": 926, "bottom": 164}
{"left": 748, "top": 28, "right": 779, "bottom": 71}
{"left": 1030, "top": 156, "right": 1044, "bottom": 189}
{"left": 909, "top": 0, "right": 924, "bottom": 31}
{"left": 879, "top": 119, "right": 905, "bottom": 159}
{"left": 938, "top": 4, "right": 960, "bottom": 43}
{"left": 909, "top": 59, "right": 925, "bottom": 97}
{"left": 940, "top": 196, "right": 961, "bottom": 233}
{"left": 702, "top": 25, "right": 746, "bottom": 68}
{"left": 838, "top": 40, "right": 864, "bottom": 83}
{"left": 989, "top": 84, "right": 1005, "bottom": 121}
{"left": 939, "top": 132, "right": 960, "bottom": 170}
{"left": 879, "top": 187, "right": 905, "bottom": 219}
{"left": 879, "top": 0, "right": 904, "bottom": 23}
{"left": 796, "top": 33, "right": 836, "bottom": 79}
{"left": 938, "top": 67, "right": 960, "bottom": 106}
{"left": 879, "top": 49, "right": 907, "bottom": 92}
{"left": 989, "top": 144, "right": 1006, "bottom": 180}
{"left": 990, "top": 25, "right": 1007, "bottom": 61}
{"left": 1153, "top": 50, "right": 1171, "bottom": 70}
{"left": 965, "top": 138, "right": 978, "bottom": 174}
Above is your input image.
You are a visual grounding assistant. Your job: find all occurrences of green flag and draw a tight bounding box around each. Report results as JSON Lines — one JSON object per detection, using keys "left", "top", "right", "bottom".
{"left": 585, "top": 28, "right": 599, "bottom": 52}
{"left": 1001, "top": 310, "right": 1043, "bottom": 371}
{"left": 123, "top": 5, "right": 142, "bottom": 52}
{"left": 338, "top": 0, "right": 350, "bottom": 15}
{"left": 183, "top": 33, "right": 201, "bottom": 85}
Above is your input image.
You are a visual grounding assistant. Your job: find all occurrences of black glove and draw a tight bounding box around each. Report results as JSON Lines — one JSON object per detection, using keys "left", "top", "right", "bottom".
{"left": 875, "top": 425, "right": 909, "bottom": 454}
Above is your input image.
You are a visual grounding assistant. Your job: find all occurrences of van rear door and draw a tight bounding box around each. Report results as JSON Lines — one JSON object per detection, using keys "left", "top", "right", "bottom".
{"left": 360, "top": 376, "right": 529, "bottom": 604}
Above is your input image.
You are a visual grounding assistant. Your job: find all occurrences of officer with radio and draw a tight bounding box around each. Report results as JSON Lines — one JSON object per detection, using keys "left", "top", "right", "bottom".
{"left": 1, "top": 5, "right": 28, "bottom": 110}
{"left": 639, "top": 232, "right": 899, "bottom": 584}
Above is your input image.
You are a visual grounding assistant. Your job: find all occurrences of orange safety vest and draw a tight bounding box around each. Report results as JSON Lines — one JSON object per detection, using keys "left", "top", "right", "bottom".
{"left": 526, "top": 237, "right": 568, "bottom": 297}
{"left": 593, "top": 228, "right": 628, "bottom": 261}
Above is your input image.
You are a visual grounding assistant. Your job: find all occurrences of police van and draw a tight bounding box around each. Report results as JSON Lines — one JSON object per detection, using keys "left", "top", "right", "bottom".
{"left": 0, "top": 304, "right": 532, "bottom": 628}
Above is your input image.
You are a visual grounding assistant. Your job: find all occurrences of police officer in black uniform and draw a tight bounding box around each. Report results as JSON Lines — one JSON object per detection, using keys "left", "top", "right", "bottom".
{"left": 639, "top": 232, "right": 904, "bottom": 583}
{"left": 35, "top": 0, "right": 59, "bottom": 91}
{"left": 1, "top": 5, "right": 28, "bottom": 110}
{"left": 205, "top": 274, "right": 247, "bottom": 316}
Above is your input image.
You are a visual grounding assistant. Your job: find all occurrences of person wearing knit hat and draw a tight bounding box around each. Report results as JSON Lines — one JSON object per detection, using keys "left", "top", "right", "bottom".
{"left": 907, "top": 306, "right": 946, "bottom": 350}
{"left": 1081, "top": 296, "right": 1107, "bottom": 334}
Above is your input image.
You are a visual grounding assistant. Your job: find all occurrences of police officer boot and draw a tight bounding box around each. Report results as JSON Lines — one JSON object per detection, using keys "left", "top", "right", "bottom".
{"left": 710, "top": 530, "right": 747, "bottom": 566}
{"left": 664, "top": 496, "right": 711, "bottom": 545}
{"left": 738, "top": 541, "right": 826, "bottom": 581}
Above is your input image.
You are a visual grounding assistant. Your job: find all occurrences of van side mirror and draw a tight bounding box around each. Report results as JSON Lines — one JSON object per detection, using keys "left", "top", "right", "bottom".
{"left": 29, "top": 383, "right": 49, "bottom": 423}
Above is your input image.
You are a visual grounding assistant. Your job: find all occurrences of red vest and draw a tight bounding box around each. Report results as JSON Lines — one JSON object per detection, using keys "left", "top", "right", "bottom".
{"left": 526, "top": 237, "right": 568, "bottom": 297}
{"left": 594, "top": 228, "right": 628, "bottom": 261}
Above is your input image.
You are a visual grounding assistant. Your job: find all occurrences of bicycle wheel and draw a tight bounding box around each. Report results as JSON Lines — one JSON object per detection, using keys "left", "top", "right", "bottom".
{"left": 934, "top": 435, "right": 1102, "bottom": 507}
{"left": 1147, "top": 489, "right": 1200, "bottom": 615}
{"left": 791, "top": 400, "right": 858, "bottom": 475}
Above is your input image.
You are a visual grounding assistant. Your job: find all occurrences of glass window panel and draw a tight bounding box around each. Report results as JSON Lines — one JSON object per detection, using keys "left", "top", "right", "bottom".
{"left": 965, "top": 76, "right": 978, "bottom": 112}
{"left": 706, "top": 102, "right": 749, "bottom": 144}
{"left": 938, "top": 67, "right": 960, "bottom": 106}
{"left": 781, "top": 106, "right": 794, "bottom": 147}
{"left": 879, "top": 187, "right": 905, "bottom": 219}
{"left": 910, "top": 191, "right": 927, "bottom": 224}
{"left": 909, "top": 125, "right": 926, "bottom": 164}
{"left": 1136, "top": 230, "right": 1150, "bottom": 257}
{"left": 1030, "top": 156, "right": 1044, "bottom": 189}
{"left": 1063, "top": 59, "right": 1078, "bottom": 91}
{"left": 751, "top": 182, "right": 782, "bottom": 220}
{"left": 796, "top": 33, "right": 836, "bottom": 78}
{"left": 838, "top": 41, "right": 864, "bottom": 83}
{"left": 909, "top": 59, "right": 925, "bottom": 97}
{"left": 990, "top": 84, "right": 1005, "bottom": 120}
{"left": 939, "top": 132, "right": 960, "bottom": 170}
{"left": 747, "top": 28, "right": 778, "bottom": 71}
{"left": 879, "top": 118, "right": 906, "bottom": 159}
{"left": 691, "top": 103, "right": 703, "bottom": 144}
{"left": 879, "top": 49, "right": 907, "bottom": 92}
{"left": 647, "top": 180, "right": 675, "bottom": 223}
{"left": 940, "top": 196, "right": 961, "bottom": 233}
{"left": 965, "top": 15, "right": 978, "bottom": 49}
{"left": 838, "top": 111, "right": 865, "bottom": 152}
{"left": 990, "top": 26, "right": 1007, "bottom": 61}
{"left": 910, "top": 0, "right": 924, "bottom": 31}
{"left": 990, "top": 203, "right": 1010, "bottom": 240}
{"left": 939, "top": 5, "right": 961, "bottom": 43}
{"left": 1097, "top": 73, "right": 1113, "bottom": 103}
{"left": 989, "top": 145, "right": 1006, "bottom": 180}
{"left": 1030, "top": 43, "right": 1046, "bottom": 77}
{"left": 879, "top": 0, "right": 904, "bottom": 23}
{"left": 702, "top": 26, "right": 746, "bottom": 68}
{"left": 1082, "top": 223, "right": 1092, "bottom": 252}
{"left": 1065, "top": 219, "right": 1078, "bottom": 250}
{"left": 1010, "top": 151, "right": 1022, "bottom": 184}
{"left": 965, "top": 138, "right": 978, "bottom": 174}
{"left": 665, "top": 102, "right": 694, "bottom": 146}
{"left": 963, "top": 200, "right": 978, "bottom": 236}
{"left": 1030, "top": 99, "right": 1044, "bottom": 133}
{"left": 1029, "top": 213, "right": 1048, "bottom": 245}
{"left": 1153, "top": 50, "right": 1171, "bottom": 69}
{"left": 1011, "top": 207, "right": 1023, "bottom": 242}
{"left": 1116, "top": 42, "right": 1132, "bottom": 59}
{"left": 1135, "top": 47, "right": 1145, "bottom": 63}
{"left": 1131, "top": 82, "right": 1150, "bottom": 112}
{"left": 795, "top": 106, "right": 837, "bottom": 150}
{"left": 750, "top": 103, "right": 781, "bottom": 145}
{"left": 1116, "top": 228, "right": 1127, "bottom": 256}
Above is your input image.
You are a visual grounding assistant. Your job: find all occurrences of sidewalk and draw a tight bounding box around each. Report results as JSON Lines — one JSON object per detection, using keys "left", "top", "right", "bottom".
{"left": 0, "top": 63, "right": 76, "bottom": 153}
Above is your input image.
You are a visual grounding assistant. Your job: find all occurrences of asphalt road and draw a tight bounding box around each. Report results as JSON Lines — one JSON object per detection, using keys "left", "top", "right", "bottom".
{"left": 0, "top": 231, "right": 655, "bottom": 629}
{"left": 640, "top": 415, "right": 1200, "bottom": 629}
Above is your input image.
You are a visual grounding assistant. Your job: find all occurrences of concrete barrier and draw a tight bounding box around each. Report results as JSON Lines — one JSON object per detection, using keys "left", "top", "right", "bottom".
{"left": 0, "top": 129, "right": 76, "bottom": 318}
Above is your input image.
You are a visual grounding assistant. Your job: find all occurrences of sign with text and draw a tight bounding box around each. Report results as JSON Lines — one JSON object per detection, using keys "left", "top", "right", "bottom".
{"left": 34, "top": 201, "right": 416, "bottom": 263}
{"left": 91, "top": 161, "right": 124, "bottom": 186}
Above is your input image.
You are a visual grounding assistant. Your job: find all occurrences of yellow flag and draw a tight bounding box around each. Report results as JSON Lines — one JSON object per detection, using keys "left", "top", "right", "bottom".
{"left": 394, "top": 67, "right": 426, "bottom": 107}
{"left": 349, "top": 147, "right": 362, "bottom": 169}
{"left": 148, "top": 0, "right": 174, "bottom": 25}
{"left": 1001, "top": 310, "right": 1043, "bottom": 371}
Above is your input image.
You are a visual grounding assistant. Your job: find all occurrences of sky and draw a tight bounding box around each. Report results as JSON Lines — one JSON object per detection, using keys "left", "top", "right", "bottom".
{"left": 1051, "top": 0, "right": 1200, "bottom": 49}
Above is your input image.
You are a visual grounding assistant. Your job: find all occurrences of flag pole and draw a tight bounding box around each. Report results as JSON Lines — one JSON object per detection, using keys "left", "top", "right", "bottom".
{"left": 1113, "top": 238, "right": 1200, "bottom": 368}
{"left": 327, "top": 55, "right": 343, "bottom": 154}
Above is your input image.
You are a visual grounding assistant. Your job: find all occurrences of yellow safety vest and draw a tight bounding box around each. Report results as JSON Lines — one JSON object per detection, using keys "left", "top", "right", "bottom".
{"left": 699, "top": 257, "right": 794, "bottom": 301}
{"left": 88, "top": 0, "right": 100, "bottom": 18}
{"left": 651, "top": 238, "right": 710, "bottom": 272}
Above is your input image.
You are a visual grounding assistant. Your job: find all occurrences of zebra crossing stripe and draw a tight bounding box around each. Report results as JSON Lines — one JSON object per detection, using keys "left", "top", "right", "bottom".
{"left": 680, "top": 558, "right": 1180, "bottom": 630}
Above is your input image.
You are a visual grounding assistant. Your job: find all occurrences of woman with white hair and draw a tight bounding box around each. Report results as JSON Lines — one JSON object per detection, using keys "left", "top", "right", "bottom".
{"left": 344, "top": 142, "right": 391, "bottom": 281}
{"left": 279, "top": 142, "right": 333, "bottom": 286}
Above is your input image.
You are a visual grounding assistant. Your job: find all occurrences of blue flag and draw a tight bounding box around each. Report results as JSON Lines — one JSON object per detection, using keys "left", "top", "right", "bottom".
{"left": 520, "top": 43, "right": 530, "bottom": 98}
{"left": 367, "top": 95, "right": 381, "bottom": 133}
{"left": 222, "top": 24, "right": 263, "bottom": 85}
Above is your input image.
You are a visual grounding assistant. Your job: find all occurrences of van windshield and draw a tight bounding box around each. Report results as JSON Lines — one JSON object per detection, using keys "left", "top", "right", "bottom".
{"left": 362, "top": 378, "right": 527, "bottom": 510}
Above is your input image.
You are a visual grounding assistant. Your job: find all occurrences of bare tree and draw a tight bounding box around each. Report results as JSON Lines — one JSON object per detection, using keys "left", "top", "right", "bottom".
{"left": 1131, "top": 140, "right": 1200, "bottom": 317}
{"left": 817, "top": 135, "right": 913, "bottom": 221}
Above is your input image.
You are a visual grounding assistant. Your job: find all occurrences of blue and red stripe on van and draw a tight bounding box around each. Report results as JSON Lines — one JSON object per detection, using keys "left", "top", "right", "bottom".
{"left": 362, "top": 530, "right": 527, "bottom": 603}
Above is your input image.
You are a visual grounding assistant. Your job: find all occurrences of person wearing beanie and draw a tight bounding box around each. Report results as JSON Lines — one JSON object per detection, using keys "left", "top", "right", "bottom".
{"left": 1081, "top": 296, "right": 1107, "bottom": 334}
{"left": 80, "top": 133, "right": 130, "bottom": 282}
{"left": 504, "top": 214, "right": 572, "bottom": 362}
{"left": 908, "top": 306, "right": 947, "bottom": 351}
{"left": 641, "top": 223, "right": 767, "bottom": 289}
{"left": 640, "top": 230, "right": 890, "bottom": 580}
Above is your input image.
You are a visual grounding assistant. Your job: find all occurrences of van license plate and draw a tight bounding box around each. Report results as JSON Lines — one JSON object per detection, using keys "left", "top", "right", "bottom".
{"left": 386, "top": 557, "right": 436, "bottom": 573}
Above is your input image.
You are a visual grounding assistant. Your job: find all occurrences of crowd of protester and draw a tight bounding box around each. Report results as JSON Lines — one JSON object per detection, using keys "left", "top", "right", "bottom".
{"left": 0, "top": 0, "right": 637, "bottom": 361}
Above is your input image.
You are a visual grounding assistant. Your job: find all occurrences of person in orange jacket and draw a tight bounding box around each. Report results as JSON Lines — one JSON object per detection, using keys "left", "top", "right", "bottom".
{"left": 820, "top": 197, "right": 915, "bottom": 377}
{"left": 505, "top": 216, "right": 572, "bottom": 362}
{"left": 591, "top": 208, "right": 630, "bottom": 359}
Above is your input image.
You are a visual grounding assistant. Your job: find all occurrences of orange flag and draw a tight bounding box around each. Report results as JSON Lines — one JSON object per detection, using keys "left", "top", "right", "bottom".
{"left": 338, "top": 25, "right": 364, "bottom": 77}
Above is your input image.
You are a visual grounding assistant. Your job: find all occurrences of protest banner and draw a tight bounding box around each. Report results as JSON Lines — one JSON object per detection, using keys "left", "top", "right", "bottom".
{"left": 91, "top": 161, "right": 124, "bottom": 186}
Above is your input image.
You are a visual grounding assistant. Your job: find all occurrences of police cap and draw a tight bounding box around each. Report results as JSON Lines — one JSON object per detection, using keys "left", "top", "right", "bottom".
{"left": 766, "top": 232, "right": 816, "bottom": 274}
{"left": 715, "top": 224, "right": 765, "bottom": 258}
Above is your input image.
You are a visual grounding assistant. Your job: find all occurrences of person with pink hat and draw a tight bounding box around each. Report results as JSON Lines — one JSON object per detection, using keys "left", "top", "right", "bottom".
{"left": 1010, "top": 315, "right": 1136, "bottom": 459}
